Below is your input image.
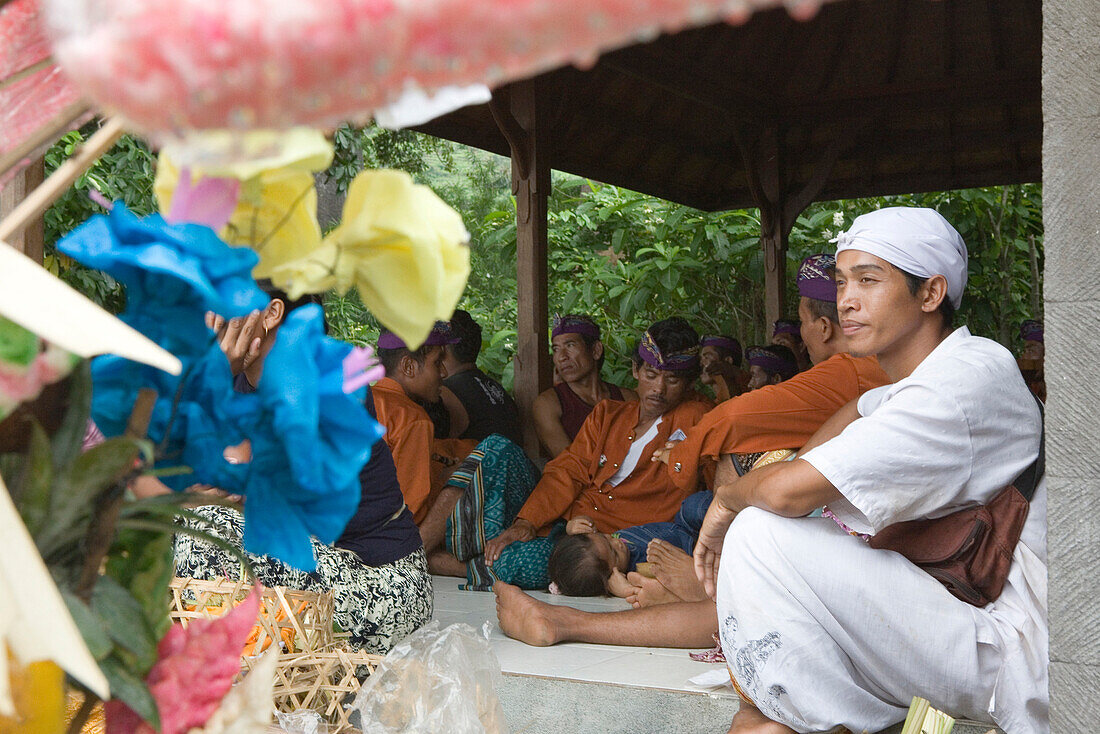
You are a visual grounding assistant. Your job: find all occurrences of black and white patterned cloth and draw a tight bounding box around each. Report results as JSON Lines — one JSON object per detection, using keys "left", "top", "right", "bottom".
{"left": 175, "top": 505, "right": 433, "bottom": 655}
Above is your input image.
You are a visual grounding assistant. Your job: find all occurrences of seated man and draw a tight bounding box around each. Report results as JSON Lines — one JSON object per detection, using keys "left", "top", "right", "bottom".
{"left": 491, "top": 253, "right": 888, "bottom": 649}
{"left": 744, "top": 344, "right": 799, "bottom": 390}
{"left": 696, "top": 208, "right": 1046, "bottom": 733}
{"left": 372, "top": 324, "right": 477, "bottom": 559}
{"left": 771, "top": 318, "right": 809, "bottom": 372}
{"left": 532, "top": 314, "right": 637, "bottom": 457}
{"left": 439, "top": 309, "right": 522, "bottom": 444}
{"left": 698, "top": 334, "right": 747, "bottom": 402}
{"left": 444, "top": 318, "right": 712, "bottom": 591}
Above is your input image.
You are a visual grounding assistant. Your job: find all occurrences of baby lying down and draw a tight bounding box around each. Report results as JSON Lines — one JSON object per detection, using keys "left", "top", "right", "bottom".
{"left": 547, "top": 490, "right": 710, "bottom": 598}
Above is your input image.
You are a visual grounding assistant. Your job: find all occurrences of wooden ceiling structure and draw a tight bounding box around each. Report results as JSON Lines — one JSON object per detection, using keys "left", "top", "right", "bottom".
{"left": 416, "top": 0, "right": 1042, "bottom": 444}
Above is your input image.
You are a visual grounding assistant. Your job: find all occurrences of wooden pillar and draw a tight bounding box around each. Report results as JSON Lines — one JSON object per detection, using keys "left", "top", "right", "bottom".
{"left": 734, "top": 127, "right": 844, "bottom": 330}
{"left": 0, "top": 157, "right": 46, "bottom": 263}
{"left": 491, "top": 82, "right": 552, "bottom": 456}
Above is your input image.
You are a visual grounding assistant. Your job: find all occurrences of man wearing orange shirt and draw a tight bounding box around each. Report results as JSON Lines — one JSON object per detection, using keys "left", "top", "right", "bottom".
{"left": 445, "top": 317, "right": 713, "bottom": 591}
{"left": 493, "top": 254, "right": 891, "bottom": 646}
{"left": 373, "top": 324, "right": 478, "bottom": 564}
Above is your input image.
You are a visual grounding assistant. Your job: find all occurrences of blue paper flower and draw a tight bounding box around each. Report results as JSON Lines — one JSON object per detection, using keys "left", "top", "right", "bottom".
{"left": 57, "top": 202, "right": 268, "bottom": 362}
{"left": 233, "top": 305, "right": 384, "bottom": 569}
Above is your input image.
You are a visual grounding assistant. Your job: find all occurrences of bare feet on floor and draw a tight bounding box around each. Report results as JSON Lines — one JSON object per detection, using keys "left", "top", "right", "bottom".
{"left": 727, "top": 702, "right": 798, "bottom": 734}
{"left": 647, "top": 539, "right": 709, "bottom": 602}
{"left": 494, "top": 581, "right": 561, "bottom": 647}
{"left": 625, "top": 572, "right": 682, "bottom": 608}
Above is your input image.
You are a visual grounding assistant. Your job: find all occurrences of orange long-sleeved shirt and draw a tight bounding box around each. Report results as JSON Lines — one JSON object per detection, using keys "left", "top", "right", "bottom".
{"left": 372, "top": 377, "right": 475, "bottom": 524}
{"left": 667, "top": 353, "right": 890, "bottom": 491}
{"left": 517, "top": 397, "right": 713, "bottom": 535}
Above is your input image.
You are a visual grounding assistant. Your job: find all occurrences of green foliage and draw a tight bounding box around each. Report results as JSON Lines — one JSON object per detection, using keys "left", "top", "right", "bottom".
{"left": 43, "top": 122, "right": 159, "bottom": 313}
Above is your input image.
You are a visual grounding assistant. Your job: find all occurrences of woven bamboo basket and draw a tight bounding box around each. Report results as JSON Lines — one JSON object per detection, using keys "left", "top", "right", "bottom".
{"left": 245, "top": 647, "right": 384, "bottom": 731}
{"left": 169, "top": 577, "right": 335, "bottom": 655}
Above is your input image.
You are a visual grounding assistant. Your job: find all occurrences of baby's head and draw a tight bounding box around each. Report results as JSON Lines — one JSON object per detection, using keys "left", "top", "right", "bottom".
{"left": 548, "top": 532, "right": 629, "bottom": 597}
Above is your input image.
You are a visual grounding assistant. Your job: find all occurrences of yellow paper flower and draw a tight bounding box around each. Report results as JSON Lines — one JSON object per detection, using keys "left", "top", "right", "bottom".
{"left": 0, "top": 655, "right": 64, "bottom": 734}
{"left": 154, "top": 128, "right": 333, "bottom": 281}
{"left": 273, "top": 169, "right": 470, "bottom": 349}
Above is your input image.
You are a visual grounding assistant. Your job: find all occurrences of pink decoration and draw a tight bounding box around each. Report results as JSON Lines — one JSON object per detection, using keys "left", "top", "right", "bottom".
{"left": 343, "top": 345, "right": 385, "bottom": 394}
{"left": 164, "top": 167, "right": 241, "bottom": 230}
{"left": 105, "top": 586, "right": 262, "bottom": 734}
{"left": 40, "top": 0, "right": 822, "bottom": 137}
{"left": 0, "top": 0, "right": 86, "bottom": 181}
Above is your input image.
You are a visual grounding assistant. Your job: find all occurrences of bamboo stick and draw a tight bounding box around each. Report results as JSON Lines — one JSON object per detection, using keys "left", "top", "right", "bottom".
{"left": 0, "top": 117, "right": 124, "bottom": 243}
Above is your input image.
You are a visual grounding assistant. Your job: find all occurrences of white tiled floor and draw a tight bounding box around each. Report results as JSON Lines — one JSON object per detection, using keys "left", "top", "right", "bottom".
{"left": 430, "top": 575, "right": 737, "bottom": 698}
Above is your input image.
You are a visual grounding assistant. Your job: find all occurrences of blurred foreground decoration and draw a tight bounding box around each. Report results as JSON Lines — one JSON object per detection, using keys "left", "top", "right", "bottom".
{"left": 39, "top": 0, "right": 822, "bottom": 139}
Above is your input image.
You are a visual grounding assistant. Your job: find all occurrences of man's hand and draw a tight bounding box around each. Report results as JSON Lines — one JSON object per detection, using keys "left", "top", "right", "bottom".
{"left": 565, "top": 516, "right": 596, "bottom": 535}
{"left": 693, "top": 495, "right": 739, "bottom": 600}
{"left": 207, "top": 309, "right": 263, "bottom": 376}
{"left": 650, "top": 439, "right": 682, "bottom": 465}
{"left": 485, "top": 519, "right": 535, "bottom": 565}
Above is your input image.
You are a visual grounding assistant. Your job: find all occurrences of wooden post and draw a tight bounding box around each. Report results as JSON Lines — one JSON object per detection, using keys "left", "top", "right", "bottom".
{"left": 734, "top": 126, "right": 845, "bottom": 330}
{"left": 491, "top": 82, "right": 552, "bottom": 456}
{"left": 0, "top": 156, "right": 46, "bottom": 263}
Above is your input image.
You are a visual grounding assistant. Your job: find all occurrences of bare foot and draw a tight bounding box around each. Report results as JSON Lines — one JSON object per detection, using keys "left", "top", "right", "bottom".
{"left": 625, "top": 572, "right": 682, "bottom": 608}
{"left": 727, "top": 701, "right": 797, "bottom": 733}
{"left": 427, "top": 549, "right": 466, "bottom": 577}
{"left": 647, "top": 540, "right": 709, "bottom": 602}
{"left": 494, "top": 581, "right": 561, "bottom": 646}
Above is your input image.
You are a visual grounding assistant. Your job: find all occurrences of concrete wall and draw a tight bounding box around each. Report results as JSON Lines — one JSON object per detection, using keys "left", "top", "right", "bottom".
{"left": 1043, "top": 0, "right": 1100, "bottom": 729}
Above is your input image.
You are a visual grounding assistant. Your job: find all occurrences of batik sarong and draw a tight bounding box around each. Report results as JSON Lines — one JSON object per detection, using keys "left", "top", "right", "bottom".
{"left": 175, "top": 505, "right": 433, "bottom": 654}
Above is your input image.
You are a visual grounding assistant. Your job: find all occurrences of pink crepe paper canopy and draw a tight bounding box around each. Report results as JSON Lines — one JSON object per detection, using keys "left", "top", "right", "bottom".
{"left": 41, "top": 0, "right": 825, "bottom": 137}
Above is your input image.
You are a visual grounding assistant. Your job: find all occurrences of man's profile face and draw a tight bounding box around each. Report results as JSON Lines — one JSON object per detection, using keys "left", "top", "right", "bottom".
{"left": 631, "top": 362, "right": 689, "bottom": 419}
{"left": 698, "top": 345, "right": 724, "bottom": 386}
{"left": 798, "top": 298, "right": 830, "bottom": 366}
{"left": 551, "top": 333, "right": 598, "bottom": 383}
{"left": 835, "top": 249, "right": 923, "bottom": 359}
{"left": 406, "top": 346, "right": 447, "bottom": 402}
{"left": 746, "top": 364, "right": 772, "bottom": 391}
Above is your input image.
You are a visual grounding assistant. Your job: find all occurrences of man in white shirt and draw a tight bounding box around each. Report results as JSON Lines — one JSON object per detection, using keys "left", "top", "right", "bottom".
{"left": 695, "top": 207, "right": 1046, "bottom": 734}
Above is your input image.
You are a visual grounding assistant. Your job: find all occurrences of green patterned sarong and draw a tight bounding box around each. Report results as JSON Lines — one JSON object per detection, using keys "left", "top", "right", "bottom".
{"left": 444, "top": 433, "right": 557, "bottom": 590}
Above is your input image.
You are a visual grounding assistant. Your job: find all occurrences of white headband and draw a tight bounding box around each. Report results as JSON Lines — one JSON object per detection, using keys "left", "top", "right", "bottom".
{"left": 834, "top": 207, "right": 968, "bottom": 309}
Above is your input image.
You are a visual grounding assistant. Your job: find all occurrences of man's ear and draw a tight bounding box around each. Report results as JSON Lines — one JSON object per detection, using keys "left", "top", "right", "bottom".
{"left": 262, "top": 299, "right": 285, "bottom": 331}
{"left": 592, "top": 341, "right": 605, "bottom": 362}
{"left": 631, "top": 360, "right": 640, "bottom": 381}
{"left": 819, "top": 316, "right": 836, "bottom": 344}
{"left": 921, "top": 275, "right": 949, "bottom": 313}
{"left": 769, "top": 373, "right": 784, "bottom": 385}
{"left": 400, "top": 353, "right": 419, "bottom": 378}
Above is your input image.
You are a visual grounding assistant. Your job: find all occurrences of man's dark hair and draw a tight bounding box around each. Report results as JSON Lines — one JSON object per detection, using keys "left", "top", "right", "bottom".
{"left": 255, "top": 278, "right": 328, "bottom": 332}
{"left": 556, "top": 314, "right": 605, "bottom": 370}
{"left": 377, "top": 332, "right": 433, "bottom": 377}
{"left": 757, "top": 344, "right": 800, "bottom": 381}
{"left": 896, "top": 268, "right": 956, "bottom": 328}
{"left": 631, "top": 316, "right": 702, "bottom": 380}
{"left": 711, "top": 344, "right": 742, "bottom": 368}
{"left": 448, "top": 309, "right": 483, "bottom": 364}
{"left": 805, "top": 297, "right": 839, "bottom": 324}
{"left": 548, "top": 534, "right": 611, "bottom": 597}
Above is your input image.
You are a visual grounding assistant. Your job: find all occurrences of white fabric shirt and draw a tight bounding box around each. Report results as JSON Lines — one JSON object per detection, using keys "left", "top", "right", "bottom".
{"left": 606, "top": 416, "right": 662, "bottom": 487}
{"left": 802, "top": 327, "right": 1047, "bottom": 732}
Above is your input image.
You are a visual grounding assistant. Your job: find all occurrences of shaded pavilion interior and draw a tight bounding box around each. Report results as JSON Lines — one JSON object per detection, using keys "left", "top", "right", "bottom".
{"left": 416, "top": 0, "right": 1041, "bottom": 452}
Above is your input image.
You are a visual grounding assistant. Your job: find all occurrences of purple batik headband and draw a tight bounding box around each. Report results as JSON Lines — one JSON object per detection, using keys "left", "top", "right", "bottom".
{"left": 797, "top": 253, "right": 837, "bottom": 302}
{"left": 378, "top": 322, "right": 458, "bottom": 350}
{"left": 1020, "top": 319, "right": 1043, "bottom": 343}
{"left": 773, "top": 320, "right": 801, "bottom": 337}
{"left": 700, "top": 335, "right": 741, "bottom": 356}
{"left": 638, "top": 331, "right": 699, "bottom": 371}
{"left": 746, "top": 346, "right": 795, "bottom": 376}
{"left": 551, "top": 314, "right": 601, "bottom": 340}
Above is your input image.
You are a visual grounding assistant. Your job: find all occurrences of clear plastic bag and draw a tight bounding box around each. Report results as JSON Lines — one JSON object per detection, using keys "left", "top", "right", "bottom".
{"left": 349, "top": 622, "right": 507, "bottom": 734}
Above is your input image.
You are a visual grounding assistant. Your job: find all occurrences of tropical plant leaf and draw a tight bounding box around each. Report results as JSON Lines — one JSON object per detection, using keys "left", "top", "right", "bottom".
{"left": 99, "top": 655, "right": 161, "bottom": 732}
{"left": 91, "top": 575, "right": 159, "bottom": 674}
{"left": 61, "top": 589, "right": 114, "bottom": 660}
